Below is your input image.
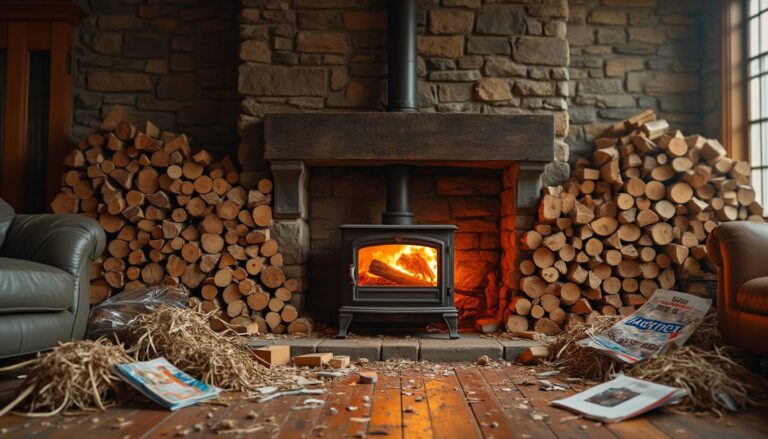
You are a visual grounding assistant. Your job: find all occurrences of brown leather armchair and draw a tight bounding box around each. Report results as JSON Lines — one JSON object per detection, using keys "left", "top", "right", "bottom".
{"left": 707, "top": 221, "right": 768, "bottom": 359}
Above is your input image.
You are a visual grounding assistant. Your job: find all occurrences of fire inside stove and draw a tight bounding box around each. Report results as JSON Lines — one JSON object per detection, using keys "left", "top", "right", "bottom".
{"left": 357, "top": 244, "right": 438, "bottom": 287}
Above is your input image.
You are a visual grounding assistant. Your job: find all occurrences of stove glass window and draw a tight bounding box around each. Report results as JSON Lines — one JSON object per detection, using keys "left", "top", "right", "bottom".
{"left": 357, "top": 244, "right": 438, "bottom": 287}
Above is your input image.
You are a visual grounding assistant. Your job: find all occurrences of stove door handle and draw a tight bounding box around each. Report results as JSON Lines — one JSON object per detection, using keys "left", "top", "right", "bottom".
{"left": 349, "top": 264, "right": 357, "bottom": 286}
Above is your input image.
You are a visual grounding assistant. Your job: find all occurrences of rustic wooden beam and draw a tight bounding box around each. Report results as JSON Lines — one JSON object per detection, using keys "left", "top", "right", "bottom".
{"left": 264, "top": 113, "right": 555, "bottom": 165}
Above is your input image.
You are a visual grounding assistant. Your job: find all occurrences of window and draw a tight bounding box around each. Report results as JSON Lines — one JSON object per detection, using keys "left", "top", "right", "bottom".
{"left": 748, "top": 1, "right": 768, "bottom": 213}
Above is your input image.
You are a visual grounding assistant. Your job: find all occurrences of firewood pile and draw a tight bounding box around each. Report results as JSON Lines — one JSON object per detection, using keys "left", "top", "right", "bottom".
{"left": 507, "top": 110, "right": 764, "bottom": 336}
{"left": 50, "top": 105, "right": 311, "bottom": 335}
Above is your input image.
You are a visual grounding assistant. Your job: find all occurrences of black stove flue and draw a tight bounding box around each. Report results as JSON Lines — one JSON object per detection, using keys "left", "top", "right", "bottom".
{"left": 335, "top": 0, "right": 460, "bottom": 339}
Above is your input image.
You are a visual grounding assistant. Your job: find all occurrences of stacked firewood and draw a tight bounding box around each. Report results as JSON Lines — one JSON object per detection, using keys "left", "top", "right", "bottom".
{"left": 507, "top": 110, "right": 764, "bottom": 336}
{"left": 51, "top": 105, "right": 312, "bottom": 335}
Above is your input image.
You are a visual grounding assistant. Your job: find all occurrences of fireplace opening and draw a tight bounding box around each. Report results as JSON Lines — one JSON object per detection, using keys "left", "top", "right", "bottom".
{"left": 358, "top": 244, "right": 438, "bottom": 287}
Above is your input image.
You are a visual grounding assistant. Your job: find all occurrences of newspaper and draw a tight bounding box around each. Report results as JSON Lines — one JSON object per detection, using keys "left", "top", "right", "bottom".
{"left": 114, "top": 358, "right": 221, "bottom": 410}
{"left": 552, "top": 375, "right": 687, "bottom": 423}
{"left": 579, "top": 289, "right": 711, "bottom": 364}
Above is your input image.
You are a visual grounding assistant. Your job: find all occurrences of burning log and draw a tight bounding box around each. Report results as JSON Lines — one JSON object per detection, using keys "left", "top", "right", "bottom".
{"left": 367, "top": 259, "right": 434, "bottom": 287}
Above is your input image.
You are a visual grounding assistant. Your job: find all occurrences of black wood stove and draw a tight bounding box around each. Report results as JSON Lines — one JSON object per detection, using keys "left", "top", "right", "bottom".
{"left": 336, "top": 0, "right": 459, "bottom": 338}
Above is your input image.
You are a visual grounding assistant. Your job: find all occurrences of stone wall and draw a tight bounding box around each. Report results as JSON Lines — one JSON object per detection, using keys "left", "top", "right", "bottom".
{"left": 237, "top": 0, "right": 572, "bottom": 184}
{"left": 566, "top": 0, "right": 712, "bottom": 160}
{"left": 72, "top": 0, "right": 240, "bottom": 157}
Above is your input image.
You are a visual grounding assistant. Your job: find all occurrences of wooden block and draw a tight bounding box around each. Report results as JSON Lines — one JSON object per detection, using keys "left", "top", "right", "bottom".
{"left": 359, "top": 371, "right": 378, "bottom": 384}
{"left": 329, "top": 355, "right": 351, "bottom": 369}
{"left": 518, "top": 346, "right": 549, "bottom": 365}
{"left": 293, "top": 352, "right": 333, "bottom": 367}
{"left": 252, "top": 345, "right": 290, "bottom": 367}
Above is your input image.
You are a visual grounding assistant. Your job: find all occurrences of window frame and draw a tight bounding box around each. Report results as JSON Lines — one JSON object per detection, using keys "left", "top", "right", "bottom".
{"left": 722, "top": 0, "right": 748, "bottom": 162}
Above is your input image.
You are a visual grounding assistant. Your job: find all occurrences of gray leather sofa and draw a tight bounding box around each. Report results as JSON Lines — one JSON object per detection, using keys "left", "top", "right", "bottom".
{"left": 0, "top": 197, "right": 105, "bottom": 358}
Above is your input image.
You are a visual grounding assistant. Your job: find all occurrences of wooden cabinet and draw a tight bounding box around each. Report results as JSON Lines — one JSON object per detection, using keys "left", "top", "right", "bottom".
{"left": 0, "top": 1, "right": 85, "bottom": 212}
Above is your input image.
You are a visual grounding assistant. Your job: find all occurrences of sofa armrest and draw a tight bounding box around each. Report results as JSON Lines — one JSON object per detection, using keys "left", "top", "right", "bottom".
{"left": 1, "top": 214, "right": 105, "bottom": 277}
{"left": 707, "top": 221, "right": 768, "bottom": 336}
{"left": 1, "top": 213, "right": 105, "bottom": 340}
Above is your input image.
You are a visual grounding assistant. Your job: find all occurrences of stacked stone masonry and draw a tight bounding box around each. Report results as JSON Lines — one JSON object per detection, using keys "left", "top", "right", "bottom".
{"left": 72, "top": 0, "right": 240, "bottom": 157}
{"left": 566, "top": 0, "right": 718, "bottom": 160}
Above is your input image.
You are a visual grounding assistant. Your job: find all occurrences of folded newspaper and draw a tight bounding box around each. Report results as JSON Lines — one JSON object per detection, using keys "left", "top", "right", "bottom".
{"left": 114, "top": 358, "right": 221, "bottom": 410}
{"left": 579, "top": 289, "right": 711, "bottom": 364}
{"left": 552, "top": 375, "right": 687, "bottom": 423}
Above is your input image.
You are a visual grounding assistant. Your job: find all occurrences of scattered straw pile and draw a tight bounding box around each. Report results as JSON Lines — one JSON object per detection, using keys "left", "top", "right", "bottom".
{"left": 0, "top": 339, "right": 133, "bottom": 417}
{"left": 127, "top": 305, "right": 293, "bottom": 391}
{"left": 546, "top": 313, "right": 768, "bottom": 415}
{"left": 547, "top": 315, "right": 619, "bottom": 380}
{"left": 628, "top": 346, "right": 765, "bottom": 414}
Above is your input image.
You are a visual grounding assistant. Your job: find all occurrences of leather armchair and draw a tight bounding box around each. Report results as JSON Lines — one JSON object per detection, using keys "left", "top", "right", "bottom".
{"left": 0, "top": 197, "right": 105, "bottom": 358}
{"left": 707, "top": 221, "right": 768, "bottom": 358}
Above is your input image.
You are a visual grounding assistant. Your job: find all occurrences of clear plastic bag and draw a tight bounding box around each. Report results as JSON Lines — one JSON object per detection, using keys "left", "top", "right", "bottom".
{"left": 85, "top": 285, "right": 190, "bottom": 340}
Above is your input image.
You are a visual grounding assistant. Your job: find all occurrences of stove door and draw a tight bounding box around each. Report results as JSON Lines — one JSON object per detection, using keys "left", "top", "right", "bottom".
{"left": 357, "top": 243, "right": 438, "bottom": 287}
{"left": 350, "top": 234, "right": 449, "bottom": 305}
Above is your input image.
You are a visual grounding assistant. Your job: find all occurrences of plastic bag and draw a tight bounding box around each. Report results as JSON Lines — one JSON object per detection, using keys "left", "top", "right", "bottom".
{"left": 85, "top": 285, "right": 190, "bottom": 340}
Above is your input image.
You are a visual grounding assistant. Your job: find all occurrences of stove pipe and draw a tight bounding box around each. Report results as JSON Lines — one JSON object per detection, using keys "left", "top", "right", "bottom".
{"left": 382, "top": 0, "right": 417, "bottom": 226}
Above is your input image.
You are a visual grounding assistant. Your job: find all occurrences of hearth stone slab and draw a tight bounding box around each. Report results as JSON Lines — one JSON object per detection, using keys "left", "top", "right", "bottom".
{"left": 246, "top": 338, "right": 322, "bottom": 357}
{"left": 317, "top": 338, "right": 382, "bottom": 360}
{"left": 381, "top": 338, "right": 420, "bottom": 360}
{"left": 499, "top": 340, "right": 543, "bottom": 361}
{"left": 418, "top": 334, "right": 503, "bottom": 362}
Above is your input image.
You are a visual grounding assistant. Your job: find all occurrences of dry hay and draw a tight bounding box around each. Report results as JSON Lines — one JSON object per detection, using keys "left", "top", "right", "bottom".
{"left": 127, "top": 305, "right": 295, "bottom": 391}
{"left": 629, "top": 346, "right": 768, "bottom": 415}
{"left": 546, "top": 313, "right": 768, "bottom": 415}
{"left": 0, "top": 339, "right": 133, "bottom": 417}
{"left": 547, "top": 315, "right": 620, "bottom": 380}
{"left": 685, "top": 312, "right": 724, "bottom": 350}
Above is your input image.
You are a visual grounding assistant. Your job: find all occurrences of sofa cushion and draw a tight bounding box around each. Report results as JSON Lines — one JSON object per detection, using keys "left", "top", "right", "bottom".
{"left": 0, "top": 198, "right": 13, "bottom": 249}
{"left": 737, "top": 277, "right": 768, "bottom": 315}
{"left": 0, "top": 257, "right": 74, "bottom": 314}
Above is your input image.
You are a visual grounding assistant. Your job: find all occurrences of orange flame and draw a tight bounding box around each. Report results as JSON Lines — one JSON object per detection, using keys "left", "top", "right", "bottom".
{"left": 358, "top": 244, "right": 438, "bottom": 287}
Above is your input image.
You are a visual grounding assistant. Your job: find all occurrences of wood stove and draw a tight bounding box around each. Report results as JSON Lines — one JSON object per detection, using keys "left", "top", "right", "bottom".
{"left": 334, "top": 1, "right": 461, "bottom": 338}
{"left": 337, "top": 224, "right": 458, "bottom": 338}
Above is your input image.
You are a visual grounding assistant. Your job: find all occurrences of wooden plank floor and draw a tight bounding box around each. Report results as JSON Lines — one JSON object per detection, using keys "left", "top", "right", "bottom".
{"left": 0, "top": 364, "right": 766, "bottom": 438}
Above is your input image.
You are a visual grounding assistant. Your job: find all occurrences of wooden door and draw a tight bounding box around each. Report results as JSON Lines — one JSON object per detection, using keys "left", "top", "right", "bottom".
{"left": 0, "top": 2, "right": 85, "bottom": 212}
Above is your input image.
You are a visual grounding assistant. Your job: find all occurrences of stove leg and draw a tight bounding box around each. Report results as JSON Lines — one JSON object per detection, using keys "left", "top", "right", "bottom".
{"left": 443, "top": 313, "right": 459, "bottom": 339}
{"left": 336, "top": 312, "right": 354, "bottom": 339}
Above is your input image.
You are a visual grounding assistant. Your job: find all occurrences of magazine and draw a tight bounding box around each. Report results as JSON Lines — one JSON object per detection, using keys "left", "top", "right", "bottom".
{"left": 114, "top": 358, "right": 221, "bottom": 410}
{"left": 552, "top": 375, "right": 687, "bottom": 423}
{"left": 579, "top": 289, "right": 711, "bottom": 364}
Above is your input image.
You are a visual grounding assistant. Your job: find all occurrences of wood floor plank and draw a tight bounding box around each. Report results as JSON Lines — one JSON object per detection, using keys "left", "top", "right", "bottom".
{"left": 368, "top": 387, "right": 403, "bottom": 438}
{"left": 237, "top": 393, "right": 303, "bottom": 439}
{"left": 643, "top": 412, "right": 704, "bottom": 439}
{"left": 276, "top": 389, "right": 330, "bottom": 439}
{"left": 425, "top": 371, "right": 482, "bottom": 439}
{"left": 480, "top": 368, "right": 557, "bottom": 439}
{"left": 312, "top": 376, "right": 356, "bottom": 438}
{"left": 455, "top": 367, "right": 517, "bottom": 439}
{"left": 660, "top": 409, "right": 768, "bottom": 439}
{"left": 401, "top": 370, "right": 434, "bottom": 439}
{"left": 339, "top": 381, "right": 375, "bottom": 438}
{"left": 606, "top": 418, "right": 673, "bottom": 439}
{"left": 503, "top": 366, "right": 618, "bottom": 439}
{"left": 137, "top": 398, "right": 231, "bottom": 438}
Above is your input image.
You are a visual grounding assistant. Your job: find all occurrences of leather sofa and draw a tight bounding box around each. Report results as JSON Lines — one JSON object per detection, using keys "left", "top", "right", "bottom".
{"left": 0, "top": 197, "right": 105, "bottom": 358}
{"left": 707, "top": 221, "right": 768, "bottom": 360}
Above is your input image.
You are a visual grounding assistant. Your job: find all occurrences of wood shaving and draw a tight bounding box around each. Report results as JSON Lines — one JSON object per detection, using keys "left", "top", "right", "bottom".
{"left": 0, "top": 339, "right": 133, "bottom": 417}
